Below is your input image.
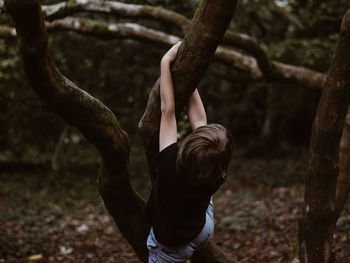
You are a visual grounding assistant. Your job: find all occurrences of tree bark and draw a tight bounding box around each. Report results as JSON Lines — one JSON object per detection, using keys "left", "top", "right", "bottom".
{"left": 4, "top": 0, "right": 149, "bottom": 260}
{"left": 298, "top": 9, "right": 350, "bottom": 263}
{"left": 4, "top": 0, "right": 238, "bottom": 262}
{"left": 41, "top": 0, "right": 190, "bottom": 32}
{"left": 336, "top": 109, "right": 350, "bottom": 217}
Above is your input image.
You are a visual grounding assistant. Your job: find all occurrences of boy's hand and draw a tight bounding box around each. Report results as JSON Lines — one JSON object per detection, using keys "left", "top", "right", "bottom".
{"left": 161, "top": 42, "right": 182, "bottom": 65}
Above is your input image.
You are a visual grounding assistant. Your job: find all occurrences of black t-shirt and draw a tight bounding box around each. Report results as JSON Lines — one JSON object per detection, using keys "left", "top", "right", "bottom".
{"left": 146, "top": 142, "right": 225, "bottom": 246}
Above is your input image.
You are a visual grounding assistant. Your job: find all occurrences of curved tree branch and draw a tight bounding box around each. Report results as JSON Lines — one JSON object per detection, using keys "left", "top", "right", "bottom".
{"left": 47, "top": 17, "right": 181, "bottom": 47}
{"left": 4, "top": 0, "right": 149, "bottom": 261}
{"left": 42, "top": 0, "right": 190, "bottom": 32}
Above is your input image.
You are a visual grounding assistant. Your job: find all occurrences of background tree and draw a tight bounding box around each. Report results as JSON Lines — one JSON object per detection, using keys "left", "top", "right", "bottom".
{"left": 298, "top": 9, "right": 350, "bottom": 263}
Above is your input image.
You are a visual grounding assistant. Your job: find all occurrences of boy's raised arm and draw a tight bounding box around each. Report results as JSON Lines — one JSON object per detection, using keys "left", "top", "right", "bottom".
{"left": 159, "top": 42, "right": 182, "bottom": 152}
{"left": 187, "top": 89, "right": 207, "bottom": 131}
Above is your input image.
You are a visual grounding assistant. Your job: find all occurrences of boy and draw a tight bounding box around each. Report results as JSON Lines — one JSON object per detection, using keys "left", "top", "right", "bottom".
{"left": 146, "top": 42, "right": 233, "bottom": 263}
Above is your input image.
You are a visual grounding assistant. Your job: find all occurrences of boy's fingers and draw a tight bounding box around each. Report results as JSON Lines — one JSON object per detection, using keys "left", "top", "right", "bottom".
{"left": 171, "top": 42, "right": 182, "bottom": 53}
{"left": 163, "top": 41, "right": 182, "bottom": 61}
{"left": 172, "top": 41, "right": 182, "bottom": 49}
{"left": 171, "top": 42, "right": 181, "bottom": 50}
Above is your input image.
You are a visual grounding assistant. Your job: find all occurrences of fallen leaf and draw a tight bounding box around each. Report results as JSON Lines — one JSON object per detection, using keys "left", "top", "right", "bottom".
{"left": 59, "top": 246, "right": 73, "bottom": 255}
{"left": 28, "top": 254, "right": 43, "bottom": 261}
{"left": 76, "top": 224, "right": 89, "bottom": 233}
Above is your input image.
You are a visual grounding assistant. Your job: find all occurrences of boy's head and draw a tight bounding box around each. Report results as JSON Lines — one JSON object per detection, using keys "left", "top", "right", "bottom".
{"left": 176, "top": 123, "right": 233, "bottom": 186}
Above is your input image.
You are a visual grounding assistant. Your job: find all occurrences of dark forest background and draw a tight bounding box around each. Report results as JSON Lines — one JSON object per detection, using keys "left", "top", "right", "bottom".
{"left": 2, "top": 0, "right": 346, "bottom": 173}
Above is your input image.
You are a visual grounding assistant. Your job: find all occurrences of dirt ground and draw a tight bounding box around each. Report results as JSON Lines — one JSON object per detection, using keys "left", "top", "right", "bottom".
{"left": 0, "top": 161, "right": 349, "bottom": 263}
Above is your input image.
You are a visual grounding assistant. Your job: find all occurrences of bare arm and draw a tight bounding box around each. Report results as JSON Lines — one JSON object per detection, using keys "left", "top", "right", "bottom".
{"left": 187, "top": 89, "right": 207, "bottom": 131}
{"left": 159, "top": 42, "right": 182, "bottom": 152}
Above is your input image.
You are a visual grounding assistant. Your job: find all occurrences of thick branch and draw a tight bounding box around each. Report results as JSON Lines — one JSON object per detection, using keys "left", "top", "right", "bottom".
{"left": 0, "top": 18, "right": 181, "bottom": 47}
{"left": 272, "top": 61, "right": 325, "bottom": 88}
{"left": 4, "top": 0, "right": 149, "bottom": 261}
{"left": 298, "top": 9, "right": 350, "bottom": 263}
{"left": 47, "top": 17, "right": 181, "bottom": 47}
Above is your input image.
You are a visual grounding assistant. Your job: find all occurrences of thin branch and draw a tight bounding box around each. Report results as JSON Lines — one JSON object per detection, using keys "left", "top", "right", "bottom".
{"left": 42, "top": 0, "right": 190, "bottom": 32}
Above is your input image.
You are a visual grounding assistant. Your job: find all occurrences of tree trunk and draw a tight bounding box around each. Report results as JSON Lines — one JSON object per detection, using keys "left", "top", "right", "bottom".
{"left": 298, "top": 9, "right": 350, "bottom": 263}
{"left": 336, "top": 108, "right": 350, "bottom": 217}
{"left": 5, "top": 0, "right": 238, "bottom": 262}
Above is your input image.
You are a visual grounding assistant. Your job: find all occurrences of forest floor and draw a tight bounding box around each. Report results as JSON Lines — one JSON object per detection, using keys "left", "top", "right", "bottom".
{"left": 1, "top": 157, "right": 350, "bottom": 263}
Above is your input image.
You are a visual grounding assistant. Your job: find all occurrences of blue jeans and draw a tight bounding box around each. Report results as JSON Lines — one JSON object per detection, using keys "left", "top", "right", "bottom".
{"left": 147, "top": 199, "right": 214, "bottom": 263}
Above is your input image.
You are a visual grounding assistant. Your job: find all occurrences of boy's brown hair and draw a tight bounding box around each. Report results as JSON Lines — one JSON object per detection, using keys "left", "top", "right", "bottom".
{"left": 176, "top": 123, "right": 233, "bottom": 185}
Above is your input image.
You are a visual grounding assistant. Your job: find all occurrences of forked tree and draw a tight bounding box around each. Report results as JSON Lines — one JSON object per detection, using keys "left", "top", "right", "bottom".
{"left": 3, "top": 0, "right": 350, "bottom": 262}
{"left": 3, "top": 0, "right": 238, "bottom": 262}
